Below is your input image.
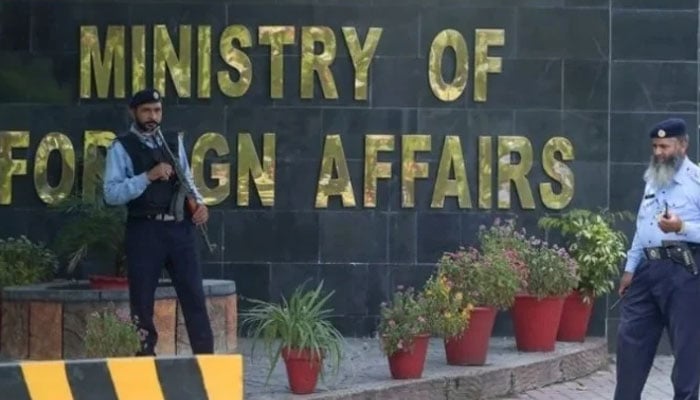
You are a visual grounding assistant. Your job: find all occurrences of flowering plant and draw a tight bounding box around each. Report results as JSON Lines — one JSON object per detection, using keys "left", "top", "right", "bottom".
{"left": 84, "top": 306, "right": 143, "bottom": 358}
{"left": 478, "top": 218, "right": 579, "bottom": 299}
{"left": 423, "top": 272, "right": 473, "bottom": 338}
{"left": 441, "top": 247, "right": 522, "bottom": 310}
{"left": 377, "top": 286, "right": 429, "bottom": 356}
{"left": 522, "top": 239, "right": 580, "bottom": 299}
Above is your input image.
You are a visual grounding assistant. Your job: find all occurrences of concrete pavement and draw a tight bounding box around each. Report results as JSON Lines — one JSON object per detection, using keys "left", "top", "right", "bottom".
{"left": 507, "top": 356, "right": 674, "bottom": 399}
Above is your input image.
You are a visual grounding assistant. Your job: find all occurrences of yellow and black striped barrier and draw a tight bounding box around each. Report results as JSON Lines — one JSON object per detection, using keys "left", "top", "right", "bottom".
{"left": 0, "top": 354, "right": 243, "bottom": 400}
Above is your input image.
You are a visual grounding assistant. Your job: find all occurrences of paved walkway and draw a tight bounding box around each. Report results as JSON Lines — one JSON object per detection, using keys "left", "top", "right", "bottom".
{"left": 508, "top": 356, "right": 674, "bottom": 399}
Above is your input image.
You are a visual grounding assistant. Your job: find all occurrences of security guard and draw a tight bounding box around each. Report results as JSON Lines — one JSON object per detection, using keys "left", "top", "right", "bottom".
{"left": 615, "top": 118, "right": 700, "bottom": 399}
{"left": 103, "top": 88, "right": 214, "bottom": 355}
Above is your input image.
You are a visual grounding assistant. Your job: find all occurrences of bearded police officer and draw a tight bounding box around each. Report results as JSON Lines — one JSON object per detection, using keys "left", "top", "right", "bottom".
{"left": 103, "top": 88, "right": 214, "bottom": 355}
{"left": 615, "top": 118, "right": 700, "bottom": 400}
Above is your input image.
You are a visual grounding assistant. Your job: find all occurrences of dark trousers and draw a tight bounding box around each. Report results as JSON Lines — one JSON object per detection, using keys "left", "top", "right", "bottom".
{"left": 615, "top": 257, "right": 700, "bottom": 400}
{"left": 124, "top": 218, "right": 214, "bottom": 355}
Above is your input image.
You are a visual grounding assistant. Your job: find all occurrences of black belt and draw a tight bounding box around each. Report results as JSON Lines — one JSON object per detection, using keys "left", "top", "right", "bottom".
{"left": 643, "top": 242, "right": 700, "bottom": 261}
{"left": 129, "top": 213, "right": 176, "bottom": 221}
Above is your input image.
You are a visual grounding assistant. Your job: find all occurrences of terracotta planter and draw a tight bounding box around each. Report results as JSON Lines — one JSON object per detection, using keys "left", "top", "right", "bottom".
{"left": 386, "top": 334, "right": 430, "bottom": 379}
{"left": 281, "top": 347, "right": 323, "bottom": 394}
{"left": 444, "top": 307, "right": 497, "bottom": 366}
{"left": 557, "top": 291, "right": 594, "bottom": 342}
{"left": 511, "top": 294, "right": 565, "bottom": 352}
{"left": 88, "top": 275, "right": 128, "bottom": 290}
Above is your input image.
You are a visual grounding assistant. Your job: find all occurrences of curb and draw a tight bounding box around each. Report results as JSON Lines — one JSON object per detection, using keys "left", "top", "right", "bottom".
{"left": 302, "top": 339, "right": 609, "bottom": 400}
{"left": 0, "top": 354, "right": 243, "bottom": 400}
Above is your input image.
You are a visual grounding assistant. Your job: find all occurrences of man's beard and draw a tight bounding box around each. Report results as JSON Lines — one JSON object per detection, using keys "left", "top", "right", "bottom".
{"left": 136, "top": 119, "right": 160, "bottom": 132}
{"left": 644, "top": 153, "right": 684, "bottom": 189}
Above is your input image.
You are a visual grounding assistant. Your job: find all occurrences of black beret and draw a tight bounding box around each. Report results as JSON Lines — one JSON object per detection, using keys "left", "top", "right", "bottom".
{"left": 649, "top": 118, "right": 686, "bottom": 139}
{"left": 129, "top": 88, "right": 162, "bottom": 108}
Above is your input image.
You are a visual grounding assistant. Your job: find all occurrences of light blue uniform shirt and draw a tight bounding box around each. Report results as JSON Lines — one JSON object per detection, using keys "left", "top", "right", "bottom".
{"left": 625, "top": 157, "right": 700, "bottom": 273}
{"left": 103, "top": 125, "right": 203, "bottom": 207}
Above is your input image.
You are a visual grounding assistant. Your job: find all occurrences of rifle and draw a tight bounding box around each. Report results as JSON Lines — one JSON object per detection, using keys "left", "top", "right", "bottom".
{"left": 155, "top": 130, "right": 217, "bottom": 253}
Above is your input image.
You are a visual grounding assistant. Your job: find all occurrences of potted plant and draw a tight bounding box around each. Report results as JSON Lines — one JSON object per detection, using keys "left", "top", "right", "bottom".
{"left": 479, "top": 218, "right": 579, "bottom": 352}
{"left": 423, "top": 267, "right": 473, "bottom": 366}
{"left": 429, "top": 246, "right": 521, "bottom": 365}
{"left": 52, "top": 188, "right": 128, "bottom": 290}
{"left": 241, "top": 280, "right": 344, "bottom": 395}
{"left": 538, "top": 209, "right": 630, "bottom": 341}
{"left": 0, "top": 236, "right": 58, "bottom": 328}
{"left": 84, "top": 305, "right": 143, "bottom": 358}
{"left": 377, "top": 286, "right": 430, "bottom": 379}
{"left": 0, "top": 236, "right": 58, "bottom": 287}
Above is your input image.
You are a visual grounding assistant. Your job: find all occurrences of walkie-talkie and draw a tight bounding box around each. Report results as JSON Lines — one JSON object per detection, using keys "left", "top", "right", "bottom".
{"left": 664, "top": 200, "right": 669, "bottom": 218}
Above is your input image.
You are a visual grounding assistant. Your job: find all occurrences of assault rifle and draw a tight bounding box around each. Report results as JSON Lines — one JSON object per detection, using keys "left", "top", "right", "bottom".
{"left": 155, "top": 129, "right": 217, "bottom": 253}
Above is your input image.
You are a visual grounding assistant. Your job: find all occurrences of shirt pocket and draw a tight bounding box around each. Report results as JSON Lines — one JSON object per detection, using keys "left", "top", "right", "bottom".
{"left": 669, "top": 196, "right": 693, "bottom": 215}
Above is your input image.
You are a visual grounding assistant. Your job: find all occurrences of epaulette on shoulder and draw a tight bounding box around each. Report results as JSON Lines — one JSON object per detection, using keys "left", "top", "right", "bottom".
{"left": 686, "top": 162, "right": 700, "bottom": 185}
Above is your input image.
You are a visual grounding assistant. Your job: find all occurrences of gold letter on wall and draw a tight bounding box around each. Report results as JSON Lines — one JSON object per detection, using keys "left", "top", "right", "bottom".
{"left": 34, "top": 133, "right": 75, "bottom": 205}
{"left": 540, "top": 137, "right": 575, "bottom": 210}
{"left": 192, "top": 132, "right": 230, "bottom": 206}
{"left": 197, "top": 25, "right": 212, "bottom": 98}
{"left": 478, "top": 136, "right": 493, "bottom": 209}
{"left": 132, "top": 25, "right": 146, "bottom": 94}
{"left": 401, "top": 135, "right": 431, "bottom": 208}
{"left": 238, "top": 133, "right": 275, "bottom": 207}
{"left": 431, "top": 136, "right": 471, "bottom": 208}
{"left": 301, "top": 26, "right": 338, "bottom": 99}
{"left": 428, "top": 29, "right": 468, "bottom": 102}
{"left": 154, "top": 25, "right": 192, "bottom": 98}
{"left": 474, "top": 29, "right": 504, "bottom": 102}
{"left": 259, "top": 26, "right": 295, "bottom": 99}
{"left": 364, "top": 135, "right": 394, "bottom": 208}
{"left": 497, "top": 136, "right": 535, "bottom": 209}
{"left": 80, "top": 25, "right": 125, "bottom": 99}
{"left": 0, "top": 131, "right": 29, "bottom": 205}
{"left": 316, "top": 134, "right": 355, "bottom": 208}
{"left": 83, "top": 130, "right": 116, "bottom": 202}
{"left": 218, "top": 25, "right": 252, "bottom": 98}
{"left": 343, "top": 27, "right": 382, "bottom": 100}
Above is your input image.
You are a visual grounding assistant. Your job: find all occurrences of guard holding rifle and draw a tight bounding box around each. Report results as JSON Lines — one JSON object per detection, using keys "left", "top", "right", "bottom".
{"left": 615, "top": 118, "right": 700, "bottom": 400}
{"left": 103, "top": 88, "right": 214, "bottom": 355}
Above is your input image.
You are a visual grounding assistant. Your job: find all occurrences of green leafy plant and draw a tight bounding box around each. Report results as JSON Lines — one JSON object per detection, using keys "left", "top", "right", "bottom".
{"left": 538, "top": 209, "right": 630, "bottom": 302}
{"left": 377, "top": 286, "right": 430, "bottom": 356}
{"left": 84, "top": 306, "right": 143, "bottom": 358}
{"left": 0, "top": 236, "right": 58, "bottom": 287}
{"left": 52, "top": 189, "right": 127, "bottom": 278}
{"left": 240, "top": 280, "right": 344, "bottom": 383}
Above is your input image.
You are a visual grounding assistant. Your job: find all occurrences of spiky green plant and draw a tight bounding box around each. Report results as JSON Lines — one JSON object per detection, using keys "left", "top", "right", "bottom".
{"left": 240, "top": 280, "right": 344, "bottom": 384}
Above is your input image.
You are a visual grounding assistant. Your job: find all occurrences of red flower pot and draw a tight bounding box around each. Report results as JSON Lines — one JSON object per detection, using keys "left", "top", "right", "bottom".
{"left": 444, "top": 307, "right": 498, "bottom": 366}
{"left": 387, "top": 334, "right": 430, "bottom": 379}
{"left": 511, "top": 294, "right": 565, "bottom": 352}
{"left": 88, "top": 275, "right": 128, "bottom": 290}
{"left": 281, "top": 347, "right": 323, "bottom": 394}
{"left": 557, "top": 291, "right": 594, "bottom": 342}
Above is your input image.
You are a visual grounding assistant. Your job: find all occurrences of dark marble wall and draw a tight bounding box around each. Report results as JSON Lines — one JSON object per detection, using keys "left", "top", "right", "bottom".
{"left": 0, "top": 0, "right": 697, "bottom": 353}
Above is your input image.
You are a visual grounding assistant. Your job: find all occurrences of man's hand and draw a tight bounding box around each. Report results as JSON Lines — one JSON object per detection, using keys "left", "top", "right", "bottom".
{"left": 147, "top": 162, "right": 173, "bottom": 182}
{"left": 658, "top": 212, "right": 683, "bottom": 233}
{"left": 192, "top": 204, "right": 209, "bottom": 225}
{"left": 618, "top": 272, "right": 634, "bottom": 296}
